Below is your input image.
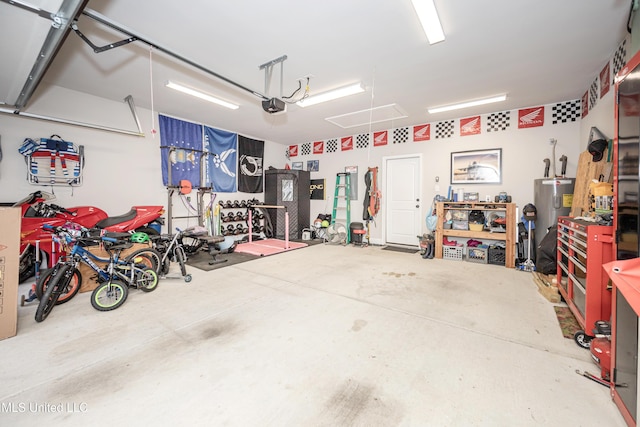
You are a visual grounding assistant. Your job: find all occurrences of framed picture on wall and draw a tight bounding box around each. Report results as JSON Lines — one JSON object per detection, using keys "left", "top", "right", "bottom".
{"left": 451, "top": 148, "right": 502, "bottom": 184}
{"left": 307, "top": 160, "right": 319, "bottom": 172}
{"left": 291, "top": 162, "right": 303, "bottom": 170}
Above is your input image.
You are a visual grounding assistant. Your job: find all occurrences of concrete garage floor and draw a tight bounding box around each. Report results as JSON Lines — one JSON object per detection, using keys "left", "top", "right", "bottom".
{"left": 0, "top": 244, "right": 627, "bottom": 426}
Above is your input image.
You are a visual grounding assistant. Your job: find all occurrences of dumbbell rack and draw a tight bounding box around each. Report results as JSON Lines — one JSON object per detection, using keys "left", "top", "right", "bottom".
{"left": 218, "top": 199, "right": 266, "bottom": 237}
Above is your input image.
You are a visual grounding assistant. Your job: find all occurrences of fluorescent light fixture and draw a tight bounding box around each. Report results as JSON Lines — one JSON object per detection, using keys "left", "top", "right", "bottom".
{"left": 427, "top": 94, "right": 507, "bottom": 114}
{"left": 411, "top": 0, "right": 445, "bottom": 44}
{"left": 165, "top": 81, "right": 239, "bottom": 110}
{"left": 297, "top": 82, "right": 365, "bottom": 107}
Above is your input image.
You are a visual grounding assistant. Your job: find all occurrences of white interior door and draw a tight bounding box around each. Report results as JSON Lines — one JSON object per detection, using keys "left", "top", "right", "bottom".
{"left": 385, "top": 155, "right": 421, "bottom": 245}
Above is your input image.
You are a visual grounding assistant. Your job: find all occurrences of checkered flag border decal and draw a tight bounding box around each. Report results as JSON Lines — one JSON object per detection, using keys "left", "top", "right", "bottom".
{"left": 552, "top": 100, "right": 581, "bottom": 124}
{"left": 435, "top": 121, "right": 454, "bottom": 139}
{"left": 392, "top": 127, "right": 409, "bottom": 144}
{"left": 613, "top": 38, "right": 627, "bottom": 84}
{"left": 486, "top": 111, "right": 510, "bottom": 132}
{"left": 356, "top": 134, "right": 370, "bottom": 149}
{"left": 588, "top": 78, "right": 598, "bottom": 111}
{"left": 326, "top": 139, "right": 338, "bottom": 153}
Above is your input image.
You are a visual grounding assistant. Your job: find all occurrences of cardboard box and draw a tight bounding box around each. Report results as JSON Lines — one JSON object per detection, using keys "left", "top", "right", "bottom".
{"left": 0, "top": 208, "right": 21, "bottom": 340}
{"left": 78, "top": 242, "right": 153, "bottom": 293}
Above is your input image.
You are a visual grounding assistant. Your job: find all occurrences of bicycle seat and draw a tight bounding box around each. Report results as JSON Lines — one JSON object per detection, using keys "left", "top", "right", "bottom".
{"left": 103, "top": 231, "right": 134, "bottom": 240}
{"left": 76, "top": 237, "right": 103, "bottom": 247}
{"left": 103, "top": 241, "right": 133, "bottom": 251}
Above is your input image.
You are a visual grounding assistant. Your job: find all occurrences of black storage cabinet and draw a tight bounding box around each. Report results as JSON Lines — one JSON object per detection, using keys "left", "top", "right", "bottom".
{"left": 265, "top": 169, "right": 310, "bottom": 240}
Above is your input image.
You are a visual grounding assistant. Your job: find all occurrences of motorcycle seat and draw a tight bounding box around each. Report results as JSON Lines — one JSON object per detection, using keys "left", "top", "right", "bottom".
{"left": 95, "top": 209, "right": 138, "bottom": 228}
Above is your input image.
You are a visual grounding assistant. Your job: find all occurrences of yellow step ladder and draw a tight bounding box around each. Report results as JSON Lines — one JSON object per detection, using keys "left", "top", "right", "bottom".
{"left": 331, "top": 173, "right": 351, "bottom": 244}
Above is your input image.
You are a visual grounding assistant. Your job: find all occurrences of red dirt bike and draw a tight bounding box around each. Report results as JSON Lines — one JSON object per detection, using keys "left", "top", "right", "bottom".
{"left": 15, "top": 191, "right": 164, "bottom": 283}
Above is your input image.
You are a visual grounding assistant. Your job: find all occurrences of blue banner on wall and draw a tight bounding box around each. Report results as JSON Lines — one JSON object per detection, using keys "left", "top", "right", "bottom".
{"left": 204, "top": 126, "right": 238, "bottom": 192}
{"left": 159, "top": 115, "right": 203, "bottom": 187}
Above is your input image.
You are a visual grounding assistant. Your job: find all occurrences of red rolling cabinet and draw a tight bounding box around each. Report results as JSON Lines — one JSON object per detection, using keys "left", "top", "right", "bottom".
{"left": 604, "top": 259, "right": 640, "bottom": 427}
{"left": 556, "top": 217, "right": 614, "bottom": 346}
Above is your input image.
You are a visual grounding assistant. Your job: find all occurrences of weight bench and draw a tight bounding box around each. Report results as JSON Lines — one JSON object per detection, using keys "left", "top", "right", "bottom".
{"left": 197, "top": 235, "right": 227, "bottom": 265}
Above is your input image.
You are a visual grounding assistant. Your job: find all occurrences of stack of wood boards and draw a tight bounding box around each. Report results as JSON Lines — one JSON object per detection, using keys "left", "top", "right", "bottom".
{"left": 532, "top": 271, "right": 561, "bottom": 303}
{"left": 569, "top": 144, "right": 613, "bottom": 217}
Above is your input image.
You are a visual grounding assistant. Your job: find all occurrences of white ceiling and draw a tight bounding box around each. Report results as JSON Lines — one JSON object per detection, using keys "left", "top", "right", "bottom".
{"left": 0, "top": 0, "right": 632, "bottom": 145}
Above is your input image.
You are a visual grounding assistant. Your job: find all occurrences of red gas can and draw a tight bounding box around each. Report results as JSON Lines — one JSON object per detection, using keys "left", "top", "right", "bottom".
{"left": 590, "top": 337, "right": 611, "bottom": 381}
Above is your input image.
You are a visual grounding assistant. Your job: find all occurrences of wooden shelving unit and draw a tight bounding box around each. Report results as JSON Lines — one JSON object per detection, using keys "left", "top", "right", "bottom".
{"left": 434, "top": 201, "right": 516, "bottom": 268}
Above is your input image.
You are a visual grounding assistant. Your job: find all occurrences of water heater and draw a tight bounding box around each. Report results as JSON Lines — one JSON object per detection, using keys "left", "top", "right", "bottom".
{"left": 533, "top": 178, "right": 576, "bottom": 236}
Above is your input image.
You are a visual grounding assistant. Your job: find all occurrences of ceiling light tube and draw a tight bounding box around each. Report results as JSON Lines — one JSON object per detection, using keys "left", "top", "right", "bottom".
{"left": 166, "top": 81, "right": 239, "bottom": 110}
{"left": 297, "top": 82, "right": 365, "bottom": 107}
{"left": 411, "top": 0, "right": 445, "bottom": 45}
{"left": 427, "top": 94, "right": 507, "bottom": 114}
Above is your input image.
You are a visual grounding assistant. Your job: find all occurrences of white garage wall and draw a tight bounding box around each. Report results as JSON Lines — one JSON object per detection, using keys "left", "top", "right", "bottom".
{"left": 0, "top": 84, "right": 615, "bottom": 243}
{"left": 0, "top": 85, "right": 280, "bottom": 234}
{"left": 284, "top": 105, "right": 585, "bottom": 244}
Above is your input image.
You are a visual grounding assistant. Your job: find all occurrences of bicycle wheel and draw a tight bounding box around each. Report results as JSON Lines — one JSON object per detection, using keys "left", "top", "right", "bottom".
{"left": 175, "top": 247, "right": 188, "bottom": 277}
{"left": 160, "top": 257, "right": 171, "bottom": 276}
{"left": 91, "top": 280, "right": 128, "bottom": 311}
{"left": 125, "top": 247, "right": 162, "bottom": 274}
{"left": 36, "top": 266, "right": 82, "bottom": 305}
{"left": 35, "top": 264, "right": 71, "bottom": 322}
{"left": 135, "top": 266, "right": 159, "bottom": 292}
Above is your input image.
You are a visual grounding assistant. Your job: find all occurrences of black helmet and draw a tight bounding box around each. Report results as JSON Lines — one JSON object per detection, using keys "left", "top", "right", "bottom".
{"left": 523, "top": 203, "right": 537, "bottom": 221}
{"left": 468, "top": 210, "right": 485, "bottom": 224}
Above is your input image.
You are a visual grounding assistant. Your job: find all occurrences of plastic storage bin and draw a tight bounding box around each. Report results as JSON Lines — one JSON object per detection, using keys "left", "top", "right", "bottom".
{"left": 443, "top": 244, "right": 465, "bottom": 261}
{"left": 488, "top": 245, "right": 506, "bottom": 266}
{"left": 467, "top": 246, "right": 488, "bottom": 264}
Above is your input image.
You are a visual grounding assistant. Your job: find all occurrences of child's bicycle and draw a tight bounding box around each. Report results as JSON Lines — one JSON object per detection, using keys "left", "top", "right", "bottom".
{"left": 150, "top": 227, "right": 192, "bottom": 282}
{"left": 35, "top": 225, "right": 159, "bottom": 322}
{"left": 34, "top": 227, "right": 161, "bottom": 306}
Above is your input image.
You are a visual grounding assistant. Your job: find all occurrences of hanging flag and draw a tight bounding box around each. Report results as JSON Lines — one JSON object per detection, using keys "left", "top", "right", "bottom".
{"left": 289, "top": 145, "right": 298, "bottom": 157}
{"left": 313, "top": 141, "right": 324, "bottom": 154}
{"left": 159, "top": 115, "right": 203, "bottom": 187}
{"left": 460, "top": 116, "right": 481, "bottom": 136}
{"left": 518, "top": 107, "right": 544, "bottom": 129}
{"left": 581, "top": 92, "right": 589, "bottom": 118}
{"left": 413, "top": 124, "right": 430, "bottom": 141}
{"left": 204, "top": 126, "right": 237, "bottom": 192}
{"left": 373, "top": 131, "right": 388, "bottom": 146}
{"left": 341, "top": 136, "right": 353, "bottom": 151}
{"left": 600, "top": 63, "right": 610, "bottom": 98}
{"left": 238, "top": 135, "right": 264, "bottom": 193}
